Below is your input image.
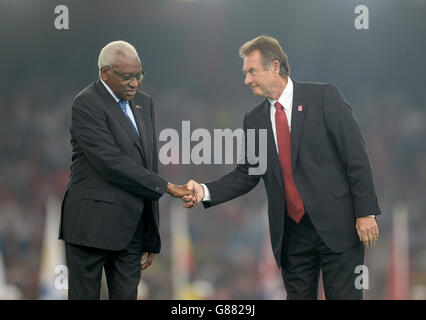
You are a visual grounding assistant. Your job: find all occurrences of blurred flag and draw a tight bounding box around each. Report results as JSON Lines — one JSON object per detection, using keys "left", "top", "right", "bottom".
{"left": 0, "top": 231, "right": 23, "bottom": 299}
{"left": 0, "top": 233, "right": 6, "bottom": 290}
{"left": 257, "top": 204, "right": 285, "bottom": 300}
{"left": 387, "top": 203, "right": 410, "bottom": 299}
{"left": 170, "top": 202, "right": 196, "bottom": 299}
{"left": 38, "top": 195, "right": 67, "bottom": 299}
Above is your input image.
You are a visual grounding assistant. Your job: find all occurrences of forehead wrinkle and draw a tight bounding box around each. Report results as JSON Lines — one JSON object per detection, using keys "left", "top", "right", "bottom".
{"left": 114, "top": 53, "right": 142, "bottom": 74}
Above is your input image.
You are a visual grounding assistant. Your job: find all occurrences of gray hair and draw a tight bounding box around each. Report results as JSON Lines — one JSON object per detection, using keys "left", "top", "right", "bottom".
{"left": 98, "top": 40, "right": 140, "bottom": 71}
{"left": 239, "top": 35, "right": 290, "bottom": 78}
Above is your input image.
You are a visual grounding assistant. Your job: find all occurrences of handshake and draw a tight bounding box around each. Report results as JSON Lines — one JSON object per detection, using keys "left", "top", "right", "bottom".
{"left": 165, "top": 180, "right": 205, "bottom": 209}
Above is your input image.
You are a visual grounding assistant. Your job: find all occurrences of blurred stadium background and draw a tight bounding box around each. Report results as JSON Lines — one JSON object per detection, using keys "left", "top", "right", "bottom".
{"left": 0, "top": 0, "right": 425, "bottom": 299}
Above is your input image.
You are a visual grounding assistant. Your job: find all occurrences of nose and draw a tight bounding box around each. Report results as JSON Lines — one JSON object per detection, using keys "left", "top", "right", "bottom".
{"left": 244, "top": 73, "right": 252, "bottom": 86}
{"left": 128, "top": 77, "right": 140, "bottom": 88}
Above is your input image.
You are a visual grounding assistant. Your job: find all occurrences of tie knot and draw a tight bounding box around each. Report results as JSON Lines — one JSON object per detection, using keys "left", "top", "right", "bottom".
{"left": 118, "top": 100, "right": 127, "bottom": 111}
{"left": 274, "top": 101, "right": 284, "bottom": 111}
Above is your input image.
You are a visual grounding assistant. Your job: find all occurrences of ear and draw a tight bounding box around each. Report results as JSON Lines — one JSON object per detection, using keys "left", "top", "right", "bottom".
{"left": 100, "top": 66, "right": 109, "bottom": 81}
{"left": 272, "top": 60, "right": 280, "bottom": 74}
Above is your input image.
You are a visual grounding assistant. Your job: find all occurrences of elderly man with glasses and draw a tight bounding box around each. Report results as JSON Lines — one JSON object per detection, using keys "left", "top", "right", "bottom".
{"left": 59, "top": 41, "right": 193, "bottom": 300}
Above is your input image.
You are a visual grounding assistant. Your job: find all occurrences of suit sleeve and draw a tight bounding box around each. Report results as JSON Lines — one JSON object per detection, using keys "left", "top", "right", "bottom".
{"left": 323, "top": 84, "right": 380, "bottom": 218}
{"left": 71, "top": 96, "right": 168, "bottom": 200}
{"left": 203, "top": 112, "right": 261, "bottom": 208}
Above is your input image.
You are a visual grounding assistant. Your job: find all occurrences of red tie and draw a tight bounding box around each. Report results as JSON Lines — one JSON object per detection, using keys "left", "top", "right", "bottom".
{"left": 274, "top": 101, "right": 305, "bottom": 223}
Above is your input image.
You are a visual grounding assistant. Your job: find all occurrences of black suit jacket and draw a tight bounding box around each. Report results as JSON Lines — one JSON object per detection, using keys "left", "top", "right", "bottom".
{"left": 59, "top": 80, "right": 168, "bottom": 252}
{"left": 204, "top": 79, "right": 380, "bottom": 268}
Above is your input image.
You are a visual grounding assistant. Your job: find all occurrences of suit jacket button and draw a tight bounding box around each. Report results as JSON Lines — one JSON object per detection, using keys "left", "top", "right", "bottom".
{"left": 156, "top": 187, "right": 159, "bottom": 191}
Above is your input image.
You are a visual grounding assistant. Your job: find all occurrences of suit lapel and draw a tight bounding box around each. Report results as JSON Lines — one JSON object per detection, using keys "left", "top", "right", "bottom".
{"left": 262, "top": 99, "right": 285, "bottom": 193}
{"left": 129, "top": 100, "right": 151, "bottom": 169}
{"left": 95, "top": 81, "right": 146, "bottom": 162}
{"left": 290, "top": 79, "right": 307, "bottom": 172}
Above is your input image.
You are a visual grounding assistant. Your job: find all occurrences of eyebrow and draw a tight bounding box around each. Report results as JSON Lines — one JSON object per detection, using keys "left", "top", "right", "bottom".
{"left": 243, "top": 67, "right": 256, "bottom": 74}
{"left": 125, "top": 70, "right": 143, "bottom": 75}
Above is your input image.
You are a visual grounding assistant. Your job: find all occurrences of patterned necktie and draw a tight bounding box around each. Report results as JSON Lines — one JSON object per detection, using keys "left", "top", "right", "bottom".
{"left": 118, "top": 100, "right": 139, "bottom": 136}
{"left": 274, "top": 101, "right": 305, "bottom": 223}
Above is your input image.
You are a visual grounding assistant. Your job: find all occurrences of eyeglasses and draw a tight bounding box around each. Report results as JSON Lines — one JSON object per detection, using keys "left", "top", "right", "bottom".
{"left": 110, "top": 68, "right": 145, "bottom": 82}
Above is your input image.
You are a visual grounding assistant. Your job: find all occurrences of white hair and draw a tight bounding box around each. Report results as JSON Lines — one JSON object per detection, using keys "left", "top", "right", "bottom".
{"left": 98, "top": 40, "right": 139, "bottom": 71}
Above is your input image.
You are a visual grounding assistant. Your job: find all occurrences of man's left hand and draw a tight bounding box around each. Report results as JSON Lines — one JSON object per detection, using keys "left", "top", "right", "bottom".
{"left": 356, "top": 216, "right": 379, "bottom": 248}
{"left": 141, "top": 252, "right": 155, "bottom": 270}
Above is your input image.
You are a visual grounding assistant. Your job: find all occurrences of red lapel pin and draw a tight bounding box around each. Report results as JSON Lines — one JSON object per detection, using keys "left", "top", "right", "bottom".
{"left": 298, "top": 105, "right": 303, "bottom": 111}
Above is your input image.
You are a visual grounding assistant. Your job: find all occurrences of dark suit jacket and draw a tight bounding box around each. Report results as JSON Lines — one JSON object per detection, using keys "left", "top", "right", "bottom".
{"left": 59, "top": 80, "right": 168, "bottom": 252}
{"left": 203, "top": 79, "right": 380, "bottom": 268}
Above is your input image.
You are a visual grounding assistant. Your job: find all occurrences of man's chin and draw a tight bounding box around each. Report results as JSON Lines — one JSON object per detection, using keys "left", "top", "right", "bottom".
{"left": 251, "top": 88, "right": 263, "bottom": 96}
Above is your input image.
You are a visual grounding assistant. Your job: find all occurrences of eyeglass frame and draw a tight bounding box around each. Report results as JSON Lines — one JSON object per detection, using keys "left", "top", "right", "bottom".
{"left": 105, "top": 66, "right": 145, "bottom": 82}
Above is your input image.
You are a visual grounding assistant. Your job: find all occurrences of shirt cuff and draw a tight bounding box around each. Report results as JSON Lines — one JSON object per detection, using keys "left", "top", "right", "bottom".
{"left": 200, "top": 184, "right": 211, "bottom": 202}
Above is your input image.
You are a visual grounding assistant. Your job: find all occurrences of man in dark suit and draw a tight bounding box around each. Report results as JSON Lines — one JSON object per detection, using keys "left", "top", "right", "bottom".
{"left": 183, "top": 35, "right": 380, "bottom": 299}
{"left": 59, "top": 41, "right": 193, "bottom": 299}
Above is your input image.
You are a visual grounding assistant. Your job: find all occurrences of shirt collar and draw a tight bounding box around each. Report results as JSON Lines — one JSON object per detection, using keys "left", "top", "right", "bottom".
{"left": 100, "top": 78, "right": 121, "bottom": 103}
{"left": 268, "top": 77, "right": 293, "bottom": 111}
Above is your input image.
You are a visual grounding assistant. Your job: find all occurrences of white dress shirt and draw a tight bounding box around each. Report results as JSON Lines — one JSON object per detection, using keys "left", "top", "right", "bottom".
{"left": 100, "top": 78, "right": 139, "bottom": 134}
{"left": 268, "top": 77, "right": 294, "bottom": 154}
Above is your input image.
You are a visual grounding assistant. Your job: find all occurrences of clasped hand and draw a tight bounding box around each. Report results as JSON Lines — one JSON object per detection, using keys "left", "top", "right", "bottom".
{"left": 166, "top": 181, "right": 204, "bottom": 208}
